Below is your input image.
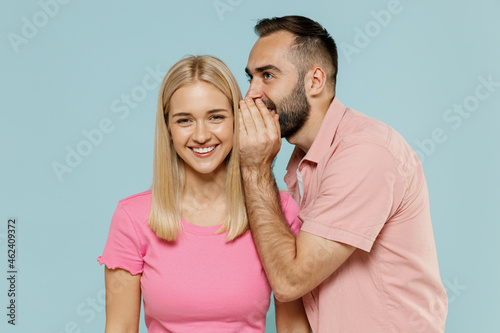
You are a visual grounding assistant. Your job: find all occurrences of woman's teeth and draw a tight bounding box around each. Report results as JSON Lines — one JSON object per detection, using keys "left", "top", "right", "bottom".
{"left": 192, "top": 146, "right": 216, "bottom": 153}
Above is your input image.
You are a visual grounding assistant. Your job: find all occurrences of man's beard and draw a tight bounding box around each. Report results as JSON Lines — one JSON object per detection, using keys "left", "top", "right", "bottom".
{"left": 263, "top": 79, "right": 310, "bottom": 138}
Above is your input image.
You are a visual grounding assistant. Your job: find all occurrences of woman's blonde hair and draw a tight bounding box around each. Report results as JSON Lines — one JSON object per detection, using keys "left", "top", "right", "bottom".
{"left": 149, "top": 55, "right": 247, "bottom": 241}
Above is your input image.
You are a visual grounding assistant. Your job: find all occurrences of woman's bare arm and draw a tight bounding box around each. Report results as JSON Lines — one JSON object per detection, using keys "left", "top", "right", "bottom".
{"left": 104, "top": 267, "right": 142, "bottom": 333}
{"left": 275, "top": 297, "right": 310, "bottom": 332}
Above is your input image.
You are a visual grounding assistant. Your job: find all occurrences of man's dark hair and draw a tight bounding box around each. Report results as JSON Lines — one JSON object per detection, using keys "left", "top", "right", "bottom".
{"left": 255, "top": 15, "right": 338, "bottom": 95}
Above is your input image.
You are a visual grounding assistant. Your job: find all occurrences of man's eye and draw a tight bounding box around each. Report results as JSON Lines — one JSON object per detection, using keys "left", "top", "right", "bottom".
{"left": 264, "top": 73, "right": 273, "bottom": 80}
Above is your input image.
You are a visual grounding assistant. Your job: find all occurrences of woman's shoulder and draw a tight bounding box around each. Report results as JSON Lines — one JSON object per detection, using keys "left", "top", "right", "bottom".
{"left": 278, "top": 191, "right": 301, "bottom": 236}
{"left": 278, "top": 191, "right": 297, "bottom": 209}
{"left": 116, "top": 190, "right": 152, "bottom": 217}
{"left": 119, "top": 190, "right": 152, "bottom": 203}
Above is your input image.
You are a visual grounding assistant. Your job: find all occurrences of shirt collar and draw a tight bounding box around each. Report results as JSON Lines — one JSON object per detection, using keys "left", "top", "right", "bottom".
{"left": 285, "top": 97, "right": 346, "bottom": 183}
{"left": 301, "top": 97, "right": 347, "bottom": 164}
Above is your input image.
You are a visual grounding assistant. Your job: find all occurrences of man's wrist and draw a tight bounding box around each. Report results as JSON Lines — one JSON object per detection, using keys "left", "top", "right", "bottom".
{"left": 241, "top": 165, "right": 273, "bottom": 183}
{"left": 241, "top": 166, "right": 281, "bottom": 206}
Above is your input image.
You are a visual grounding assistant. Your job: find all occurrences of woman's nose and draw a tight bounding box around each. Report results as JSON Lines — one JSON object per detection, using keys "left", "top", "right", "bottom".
{"left": 193, "top": 123, "right": 211, "bottom": 143}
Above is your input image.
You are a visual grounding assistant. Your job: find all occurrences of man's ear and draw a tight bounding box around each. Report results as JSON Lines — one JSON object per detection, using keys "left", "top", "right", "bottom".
{"left": 306, "top": 67, "right": 327, "bottom": 97}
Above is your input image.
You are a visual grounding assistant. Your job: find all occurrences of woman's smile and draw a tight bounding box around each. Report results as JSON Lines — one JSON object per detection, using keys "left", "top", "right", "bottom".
{"left": 169, "top": 81, "right": 234, "bottom": 176}
{"left": 191, "top": 145, "right": 217, "bottom": 155}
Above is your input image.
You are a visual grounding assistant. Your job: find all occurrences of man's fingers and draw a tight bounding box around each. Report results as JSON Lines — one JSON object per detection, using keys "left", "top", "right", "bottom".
{"left": 273, "top": 113, "right": 281, "bottom": 138}
{"left": 239, "top": 100, "right": 254, "bottom": 136}
{"left": 239, "top": 98, "right": 281, "bottom": 167}
{"left": 244, "top": 98, "right": 267, "bottom": 131}
{"left": 255, "top": 99, "right": 279, "bottom": 135}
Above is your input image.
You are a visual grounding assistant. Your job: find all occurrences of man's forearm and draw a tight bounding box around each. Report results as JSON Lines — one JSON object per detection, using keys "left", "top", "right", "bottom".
{"left": 242, "top": 167, "right": 302, "bottom": 300}
{"left": 238, "top": 98, "right": 355, "bottom": 302}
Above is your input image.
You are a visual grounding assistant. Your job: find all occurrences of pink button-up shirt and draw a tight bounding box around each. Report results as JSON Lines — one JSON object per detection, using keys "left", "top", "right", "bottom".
{"left": 284, "top": 98, "right": 448, "bottom": 332}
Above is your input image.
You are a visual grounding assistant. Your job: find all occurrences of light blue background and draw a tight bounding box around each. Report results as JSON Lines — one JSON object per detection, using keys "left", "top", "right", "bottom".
{"left": 1, "top": 0, "right": 499, "bottom": 332}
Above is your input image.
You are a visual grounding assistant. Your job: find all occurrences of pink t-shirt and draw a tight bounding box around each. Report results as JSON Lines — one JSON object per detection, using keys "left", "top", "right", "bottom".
{"left": 285, "top": 98, "right": 448, "bottom": 332}
{"left": 98, "top": 191, "right": 301, "bottom": 332}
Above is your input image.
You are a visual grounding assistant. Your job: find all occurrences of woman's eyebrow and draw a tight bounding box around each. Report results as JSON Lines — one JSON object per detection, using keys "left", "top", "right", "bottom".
{"left": 171, "top": 112, "right": 191, "bottom": 118}
{"left": 171, "top": 109, "right": 230, "bottom": 118}
{"left": 207, "top": 109, "right": 230, "bottom": 114}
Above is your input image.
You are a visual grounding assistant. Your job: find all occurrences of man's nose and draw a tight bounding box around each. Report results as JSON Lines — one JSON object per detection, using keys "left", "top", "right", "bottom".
{"left": 245, "top": 80, "right": 264, "bottom": 100}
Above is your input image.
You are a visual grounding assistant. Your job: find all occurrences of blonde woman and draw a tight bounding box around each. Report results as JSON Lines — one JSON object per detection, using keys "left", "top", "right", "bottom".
{"left": 98, "top": 55, "right": 309, "bottom": 332}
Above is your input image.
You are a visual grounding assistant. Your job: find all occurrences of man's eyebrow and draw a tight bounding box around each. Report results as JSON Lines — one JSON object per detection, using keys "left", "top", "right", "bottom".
{"left": 245, "top": 65, "right": 282, "bottom": 76}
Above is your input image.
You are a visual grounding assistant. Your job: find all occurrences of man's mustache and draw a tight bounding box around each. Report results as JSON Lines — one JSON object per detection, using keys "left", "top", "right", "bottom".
{"left": 262, "top": 99, "right": 276, "bottom": 112}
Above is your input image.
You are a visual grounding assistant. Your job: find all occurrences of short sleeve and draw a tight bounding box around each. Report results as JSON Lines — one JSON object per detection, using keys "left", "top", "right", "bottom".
{"left": 279, "top": 192, "right": 302, "bottom": 237}
{"left": 300, "top": 142, "right": 403, "bottom": 252}
{"left": 97, "top": 203, "right": 144, "bottom": 275}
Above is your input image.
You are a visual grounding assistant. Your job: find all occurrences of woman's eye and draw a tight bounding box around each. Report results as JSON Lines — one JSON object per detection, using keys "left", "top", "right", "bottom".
{"left": 176, "top": 118, "right": 191, "bottom": 124}
{"left": 211, "top": 115, "right": 225, "bottom": 121}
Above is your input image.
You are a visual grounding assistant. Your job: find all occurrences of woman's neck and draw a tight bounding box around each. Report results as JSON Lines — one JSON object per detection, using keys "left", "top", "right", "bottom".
{"left": 183, "top": 164, "right": 226, "bottom": 201}
{"left": 181, "top": 164, "right": 227, "bottom": 226}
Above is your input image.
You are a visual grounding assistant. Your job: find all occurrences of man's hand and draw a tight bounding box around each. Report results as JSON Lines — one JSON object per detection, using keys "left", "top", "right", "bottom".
{"left": 238, "top": 99, "right": 356, "bottom": 304}
{"left": 239, "top": 98, "right": 281, "bottom": 170}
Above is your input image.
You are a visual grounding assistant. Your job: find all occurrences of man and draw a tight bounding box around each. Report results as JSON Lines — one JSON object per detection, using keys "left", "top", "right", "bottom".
{"left": 239, "top": 15, "right": 448, "bottom": 332}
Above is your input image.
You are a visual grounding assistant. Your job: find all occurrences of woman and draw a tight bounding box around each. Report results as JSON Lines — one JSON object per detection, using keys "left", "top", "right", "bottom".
{"left": 98, "top": 55, "right": 309, "bottom": 332}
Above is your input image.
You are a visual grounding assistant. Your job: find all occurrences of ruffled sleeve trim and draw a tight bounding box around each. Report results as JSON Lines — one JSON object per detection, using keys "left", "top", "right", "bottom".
{"left": 97, "top": 256, "right": 143, "bottom": 275}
